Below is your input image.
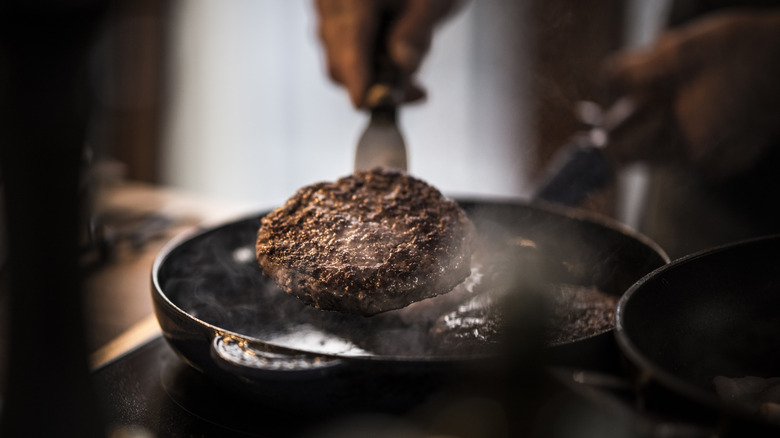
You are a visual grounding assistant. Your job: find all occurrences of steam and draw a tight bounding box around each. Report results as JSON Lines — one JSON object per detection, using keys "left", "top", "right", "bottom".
{"left": 156, "top": 202, "right": 634, "bottom": 359}
{"left": 265, "top": 323, "right": 369, "bottom": 357}
{"left": 157, "top": 215, "right": 496, "bottom": 358}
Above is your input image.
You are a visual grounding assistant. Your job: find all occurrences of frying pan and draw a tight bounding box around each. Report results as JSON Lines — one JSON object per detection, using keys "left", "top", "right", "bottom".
{"left": 615, "top": 235, "right": 780, "bottom": 434}
{"left": 152, "top": 198, "right": 667, "bottom": 408}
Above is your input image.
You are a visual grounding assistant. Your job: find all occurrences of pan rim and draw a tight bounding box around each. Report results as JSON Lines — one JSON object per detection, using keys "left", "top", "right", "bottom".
{"left": 615, "top": 233, "right": 780, "bottom": 417}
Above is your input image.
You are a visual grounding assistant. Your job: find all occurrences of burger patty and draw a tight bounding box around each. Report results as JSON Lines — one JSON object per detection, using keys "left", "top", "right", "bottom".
{"left": 255, "top": 167, "right": 475, "bottom": 316}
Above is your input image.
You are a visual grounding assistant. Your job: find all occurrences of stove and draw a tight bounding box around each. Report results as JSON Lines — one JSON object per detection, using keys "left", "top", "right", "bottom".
{"left": 93, "top": 335, "right": 351, "bottom": 438}
{"left": 86, "top": 185, "right": 779, "bottom": 437}
{"left": 91, "top": 329, "right": 743, "bottom": 438}
{"left": 94, "top": 333, "right": 518, "bottom": 438}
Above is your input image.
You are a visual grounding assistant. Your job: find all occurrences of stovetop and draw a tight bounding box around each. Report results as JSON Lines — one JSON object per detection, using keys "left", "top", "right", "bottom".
{"left": 89, "top": 333, "right": 713, "bottom": 438}
{"left": 94, "top": 330, "right": 780, "bottom": 438}
{"left": 94, "top": 335, "right": 481, "bottom": 438}
{"left": 93, "top": 335, "right": 342, "bottom": 437}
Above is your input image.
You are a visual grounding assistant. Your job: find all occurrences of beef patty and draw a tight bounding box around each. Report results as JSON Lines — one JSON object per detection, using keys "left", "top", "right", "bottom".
{"left": 255, "top": 167, "right": 475, "bottom": 316}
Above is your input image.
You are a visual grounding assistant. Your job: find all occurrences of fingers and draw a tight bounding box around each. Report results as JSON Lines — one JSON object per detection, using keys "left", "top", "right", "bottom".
{"left": 600, "top": 11, "right": 780, "bottom": 178}
{"left": 315, "top": 0, "right": 456, "bottom": 108}
{"left": 316, "top": 0, "right": 379, "bottom": 107}
{"left": 602, "top": 32, "right": 683, "bottom": 102}
{"left": 605, "top": 100, "right": 683, "bottom": 166}
{"left": 668, "top": 11, "right": 780, "bottom": 176}
{"left": 402, "top": 80, "right": 426, "bottom": 103}
{"left": 674, "top": 67, "right": 779, "bottom": 180}
{"left": 388, "top": 0, "right": 457, "bottom": 74}
{"left": 601, "top": 34, "right": 688, "bottom": 167}
{"left": 383, "top": 0, "right": 457, "bottom": 105}
{"left": 603, "top": 11, "right": 769, "bottom": 102}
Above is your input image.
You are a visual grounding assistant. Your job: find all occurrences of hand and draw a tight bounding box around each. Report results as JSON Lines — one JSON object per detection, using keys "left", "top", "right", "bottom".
{"left": 604, "top": 11, "right": 780, "bottom": 180}
{"left": 315, "top": 0, "right": 459, "bottom": 108}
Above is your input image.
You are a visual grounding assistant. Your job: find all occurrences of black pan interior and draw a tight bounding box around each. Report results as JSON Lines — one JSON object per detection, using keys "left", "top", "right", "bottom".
{"left": 155, "top": 199, "right": 666, "bottom": 360}
{"left": 617, "top": 235, "right": 780, "bottom": 400}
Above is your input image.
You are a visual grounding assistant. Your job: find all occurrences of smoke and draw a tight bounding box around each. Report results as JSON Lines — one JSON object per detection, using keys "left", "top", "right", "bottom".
{"left": 157, "top": 212, "right": 505, "bottom": 358}
{"left": 155, "top": 201, "right": 651, "bottom": 359}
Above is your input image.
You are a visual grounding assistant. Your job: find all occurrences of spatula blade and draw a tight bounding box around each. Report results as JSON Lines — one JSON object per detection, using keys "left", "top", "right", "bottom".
{"left": 355, "top": 105, "right": 407, "bottom": 171}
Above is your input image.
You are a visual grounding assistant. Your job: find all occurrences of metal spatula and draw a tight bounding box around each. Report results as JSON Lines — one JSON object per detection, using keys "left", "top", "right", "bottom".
{"left": 355, "top": 84, "right": 407, "bottom": 171}
{"left": 354, "top": 16, "right": 408, "bottom": 173}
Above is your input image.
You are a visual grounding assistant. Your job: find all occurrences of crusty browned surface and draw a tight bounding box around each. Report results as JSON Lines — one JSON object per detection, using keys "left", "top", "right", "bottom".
{"left": 256, "top": 167, "right": 475, "bottom": 316}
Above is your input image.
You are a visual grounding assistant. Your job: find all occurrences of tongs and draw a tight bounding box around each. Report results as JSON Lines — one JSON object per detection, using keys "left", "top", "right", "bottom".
{"left": 534, "top": 97, "right": 638, "bottom": 207}
{"left": 354, "top": 20, "right": 408, "bottom": 172}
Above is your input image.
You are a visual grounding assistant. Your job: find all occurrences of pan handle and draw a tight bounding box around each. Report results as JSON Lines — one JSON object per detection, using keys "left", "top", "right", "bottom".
{"left": 533, "top": 136, "right": 612, "bottom": 207}
{"left": 210, "top": 334, "right": 344, "bottom": 379}
{"left": 533, "top": 98, "right": 639, "bottom": 207}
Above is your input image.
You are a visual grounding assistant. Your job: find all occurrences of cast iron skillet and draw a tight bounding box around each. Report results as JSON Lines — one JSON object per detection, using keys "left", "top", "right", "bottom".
{"left": 152, "top": 198, "right": 667, "bottom": 406}
{"left": 616, "top": 234, "right": 780, "bottom": 434}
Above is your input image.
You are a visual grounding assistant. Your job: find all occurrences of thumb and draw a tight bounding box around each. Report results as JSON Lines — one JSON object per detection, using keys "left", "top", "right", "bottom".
{"left": 603, "top": 32, "right": 683, "bottom": 100}
{"left": 387, "top": 0, "right": 456, "bottom": 74}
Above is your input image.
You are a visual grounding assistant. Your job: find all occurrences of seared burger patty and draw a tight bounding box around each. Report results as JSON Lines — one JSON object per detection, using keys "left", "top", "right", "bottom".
{"left": 256, "top": 167, "right": 475, "bottom": 316}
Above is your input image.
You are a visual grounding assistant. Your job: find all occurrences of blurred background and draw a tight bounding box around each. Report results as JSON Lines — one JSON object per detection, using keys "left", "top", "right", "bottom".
{"left": 7, "top": 1, "right": 770, "bottom": 435}
{"left": 91, "top": 0, "right": 668, "bottom": 212}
